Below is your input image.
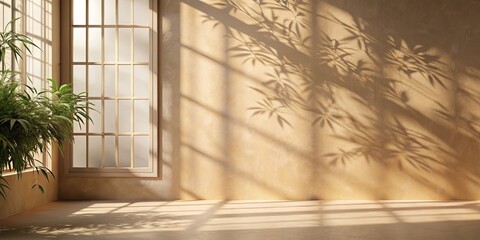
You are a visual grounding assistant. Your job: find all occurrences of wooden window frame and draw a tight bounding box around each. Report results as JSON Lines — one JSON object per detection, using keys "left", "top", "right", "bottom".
{"left": 1, "top": 0, "right": 53, "bottom": 174}
{"left": 61, "top": 0, "right": 159, "bottom": 178}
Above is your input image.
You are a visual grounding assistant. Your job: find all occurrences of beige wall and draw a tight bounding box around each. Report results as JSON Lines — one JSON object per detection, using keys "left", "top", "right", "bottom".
{"left": 0, "top": 169, "right": 58, "bottom": 219}
{"left": 0, "top": 0, "right": 60, "bottom": 219}
{"left": 60, "top": 0, "right": 480, "bottom": 200}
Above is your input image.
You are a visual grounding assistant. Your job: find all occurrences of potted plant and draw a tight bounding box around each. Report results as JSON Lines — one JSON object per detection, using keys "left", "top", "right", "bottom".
{"left": 0, "top": 18, "right": 90, "bottom": 199}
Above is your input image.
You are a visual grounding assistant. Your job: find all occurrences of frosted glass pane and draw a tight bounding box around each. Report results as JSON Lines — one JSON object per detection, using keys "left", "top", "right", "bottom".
{"left": 3, "top": 51, "right": 11, "bottom": 70}
{"left": 104, "top": 100, "right": 116, "bottom": 133}
{"left": 47, "top": 0, "right": 53, "bottom": 12}
{"left": 73, "top": 0, "right": 86, "bottom": 25}
{"left": 134, "top": 28, "right": 149, "bottom": 62}
{"left": 88, "top": 28, "right": 102, "bottom": 62}
{"left": 13, "top": 1, "right": 22, "bottom": 12}
{"left": 104, "top": 136, "right": 116, "bottom": 167}
{"left": 104, "top": 28, "right": 116, "bottom": 62}
{"left": 30, "top": 1, "right": 42, "bottom": 21}
{"left": 0, "top": 3, "right": 12, "bottom": 29}
{"left": 30, "top": 78, "right": 42, "bottom": 91}
{"left": 119, "top": 136, "right": 131, "bottom": 167}
{"left": 134, "top": 0, "right": 149, "bottom": 26}
{"left": 118, "top": 65, "right": 131, "bottom": 96}
{"left": 73, "top": 66, "right": 86, "bottom": 132}
{"left": 119, "top": 100, "right": 131, "bottom": 132}
{"left": 26, "top": 54, "right": 44, "bottom": 78}
{"left": 73, "top": 65, "right": 86, "bottom": 94}
{"left": 73, "top": 136, "right": 86, "bottom": 167}
{"left": 28, "top": 13, "right": 41, "bottom": 36}
{"left": 74, "top": 120, "right": 86, "bottom": 133}
{"left": 73, "top": 28, "right": 86, "bottom": 62}
{"left": 88, "top": 136, "right": 102, "bottom": 167}
{"left": 134, "top": 100, "right": 149, "bottom": 132}
{"left": 118, "top": 28, "right": 131, "bottom": 62}
{"left": 104, "top": 65, "right": 116, "bottom": 97}
{"left": 33, "top": 73, "right": 44, "bottom": 88}
{"left": 88, "top": 0, "right": 101, "bottom": 25}
{"left": 134, "top": 136, "right": 149, "bottom": 167}
{"left": 46, "top": 18, "right": 53, "bottom": 40}
{"left": 104, "top": 0, "right": 116, "bottom": 25}
{"left": 134, "top": 65, "right": 149, "bottom": 97}
{"left": 89, "top": 100, "right": 102, "bottom": 133}
{"left": 118, "top": 0, "right": 131, "bottom": 25}
{"left": 44, "top": 44, "right": 52, "bottom": 74}
{"left": 88, "top": 65, "right": 102, "bottom": 97}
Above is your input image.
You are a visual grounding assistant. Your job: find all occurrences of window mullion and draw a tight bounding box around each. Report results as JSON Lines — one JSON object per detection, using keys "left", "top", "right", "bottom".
{"left": 85, "top": 0, "right": 90, "bottom": 168}
{"left": 114, "top": 0, "right": 119, "bottom": 168}
{"left": 130, "top": 0, "right": 134, "bottom": 168}
{"left": 101, "top": 0, "right": 105, "bottom": 168}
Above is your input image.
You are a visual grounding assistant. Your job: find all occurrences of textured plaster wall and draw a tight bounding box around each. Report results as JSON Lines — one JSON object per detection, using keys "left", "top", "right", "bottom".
{"left": 60, "top": 0, "right": 480, "bottom": 200}
{"left": 0, "top": 170, "right": 58, "bottom": 219}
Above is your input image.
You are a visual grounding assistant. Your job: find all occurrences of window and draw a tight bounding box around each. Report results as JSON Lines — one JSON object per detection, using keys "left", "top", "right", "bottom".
{"left": 65, "top": 0, "right": 158, "bottom": 177}
{"left": 1, "top": 0, "right": 53, "bottom": 172}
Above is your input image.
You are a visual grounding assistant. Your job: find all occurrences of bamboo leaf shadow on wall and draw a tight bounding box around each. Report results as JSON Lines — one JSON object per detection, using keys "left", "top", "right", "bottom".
{"left": 199, "top": 0, "right": 480, "bottom": 176}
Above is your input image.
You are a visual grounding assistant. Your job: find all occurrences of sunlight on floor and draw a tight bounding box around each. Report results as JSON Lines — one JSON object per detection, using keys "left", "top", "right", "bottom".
{"left": 1, "top": 200, "right": 480, "bottom": 239}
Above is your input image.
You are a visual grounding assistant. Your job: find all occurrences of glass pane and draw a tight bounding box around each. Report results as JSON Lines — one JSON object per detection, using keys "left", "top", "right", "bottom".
{"left": 26, "top": 54, "right": 42, "bottom": 79}
{"left": 3, "top": 50, "right": 11, "bottom": 71}
{"left": 134, "top": 136, "right": 149, "bottom": 167}
{"left": 32, "top": 1, "right": 42, "bottom": 20}
{"left": 104, "top": 0, "right": 116, "bottom": 25}
{"left": 134, "top": 28, "right": 149, "bottom": 62}
{"left": 118, "top": 28, "right": 131, "bottom": 62}
{"left": 134, "top": 65, "right": 149, "bottom": 97}
{"left": 89, "top": 100, "right": 102, "bottom": 133}
{"left": 88, "top": 0, "right": 102, "bottom": 25}
{"left": 88, "top": 28, "right": 102, "bottom": 62}
{"left": 0, "top": 3, "right": 12, "bottom": 29}
{"left": 44, "top": 44, "right": 52, "bottom": 75}
{"left": 104, "top": 136, "right": 116, "bottom": 167}
{"left": 104, "top": 65, "right": 116, "bottom": 97}
{"left": 104, "top": 28, "right": 116, "bottom": 62}
{"left": 73, "top": 136, "right": 86, "bottom": 167}
{"left": 73, "top": 0, "right": 86, "bottom": 25}
{"left": 134, "top": 100, "right": 149, "bottom": 132}
{"left": 104, "top": 100, "right": 115, "bottom": 133}
{"left": 88, "top": 136, "right": 102, "bottom": 167}
{"left": 73, "top": 65, "right": 86, "bottom": 94}
{"left": 118, "top": 65, "right": 131, "bottom": 96}
{"left": 74, "top": 120, "right": 86, "bottom": 133}
{"left": 28, "top": 6, "right": 42, "bottom": 36}
{"left": 119, "top": 100, "right": 131, "bottom": 132}
{"left": 30, "top": 78, "right": 42, "bottom": 92}
{"left": 73, "top": 28, "right": 86, "bottom": 62}
{"left": 119, "top": 136, "right": 131, "bottom": 167}
{"left": 134, "top": 0, "right": 149, "bottom": 26}
{"left": 118, "top": 0, "right": 131, "bottom": 25}
{"left": 47, "top": 29, "right": 53, "bottom": 45}
{"left": 88, "top": 65, "right": 102, "bottom": 97}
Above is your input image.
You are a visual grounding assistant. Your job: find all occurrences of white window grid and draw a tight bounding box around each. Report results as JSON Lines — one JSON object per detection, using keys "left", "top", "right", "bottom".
{"left": 68, "top": 0, "right": 158, "bottom": 177}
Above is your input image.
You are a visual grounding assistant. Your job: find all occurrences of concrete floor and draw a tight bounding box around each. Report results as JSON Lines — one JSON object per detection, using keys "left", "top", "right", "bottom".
{"left": 1, "top": 201, "right": 480, "bottom": 239}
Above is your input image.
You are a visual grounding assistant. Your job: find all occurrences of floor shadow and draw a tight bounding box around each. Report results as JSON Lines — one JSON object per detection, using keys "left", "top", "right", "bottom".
{"left": 2, "top": 200, "right": 480, "bottom": 239}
